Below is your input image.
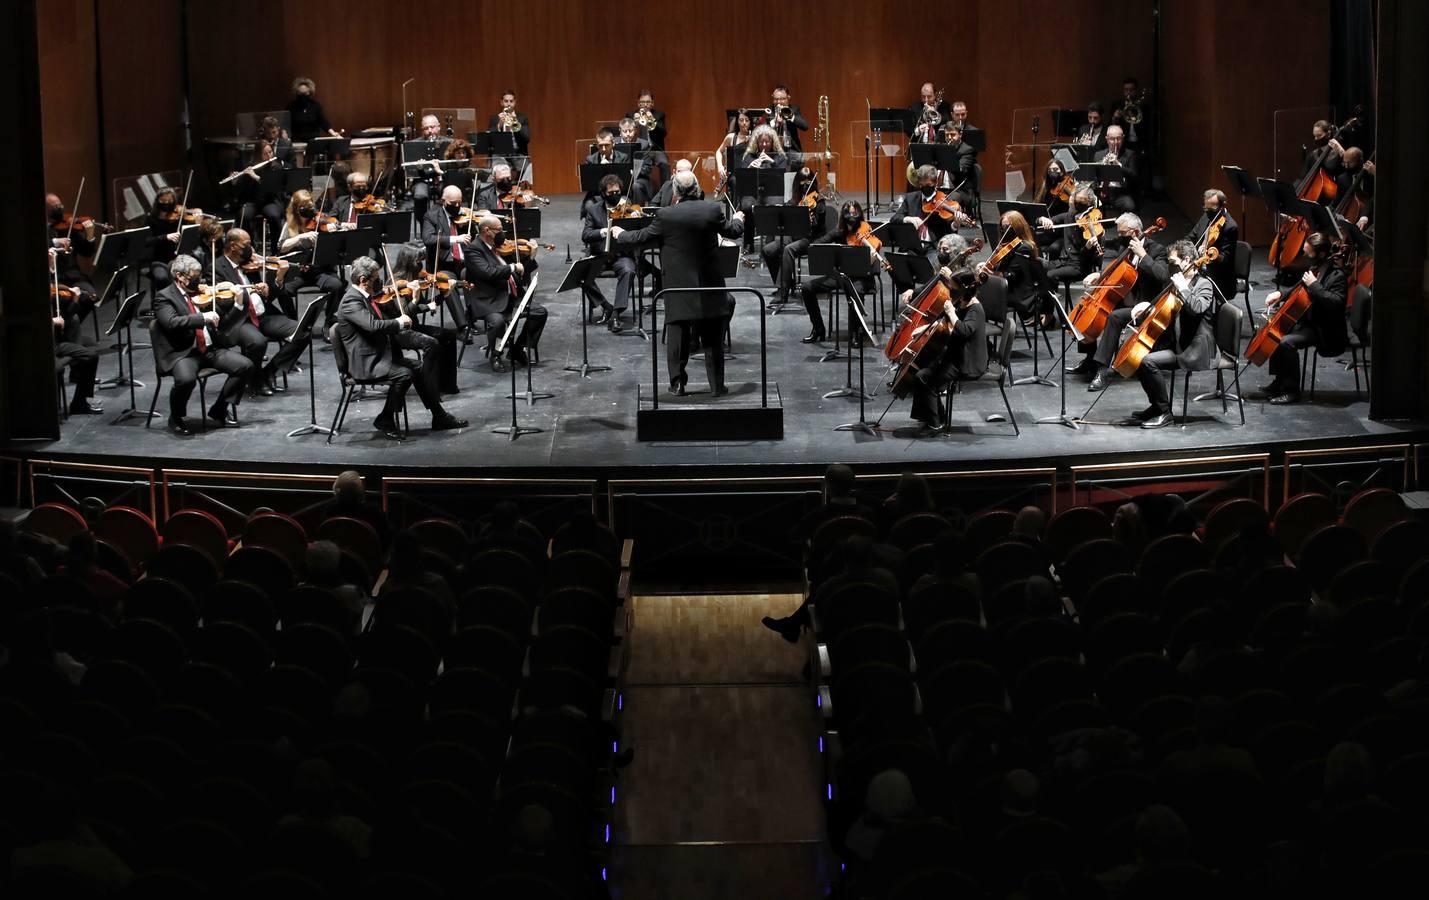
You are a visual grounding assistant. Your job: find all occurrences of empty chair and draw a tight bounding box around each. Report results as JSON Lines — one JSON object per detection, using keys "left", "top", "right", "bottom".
{"left": 919, "top": 659, "right": 1004, "bottom": 723}
{"left": 1085, "top": 612, "right": 1162, "bottom": 675}
{"left": 241, "top": 511, "right": 308, "bottom": 571}
{"left": 1329, "top": 559, "right": 1398, "bottom": 608}
{"left": 204, "top": 579, "right": 276, "bottom": 634}
{"left": 815, "top": 579, "right": 899, "bottom": 641}
{"left": 102, "top": 617, "right": 188, "bottom": 685}
{"left": 94, "top": 505, "right": 160, "bottom": 570}
{"left": 976, "top": 540, "right": 1049, "bottom": 598}
{"left": 1099, "top": 652, "right": 1182, "bottom": 718}
{"left": 21, "top": 502, "right": 88, "bottom": 543}
{"left": 545, "top": 549, "right": 617, "bottom": 599}
{"left": 280, "top": 584, "right": 357, "bottom": 634}
{"left": 316, "top": 516, "right": 383, "bottom": 566}
{"left": 1043, "top": 506, "right": 1112, "bottom": 565}
{"left": 1000, "top": 615, "right": 1081, "bottom": 678}
{"left": 225, "top": 544, "right": 297, "bottom": 600}
{"left": 193, "top": 620, "right": 274, "bottom": 687}
{"left": 1272, "top": 492, "right": 1337, "bottom": 559}
{"left": 1341, "top": 487, "right": 1410, "bottom": 543}
{"left": 915, "top": 618, "right": 990, "bottom": 672}
{"left": 276, "top": 622, "right": 355, "bottom": 688}
{"left": 161, "top": 508, "right": 231, "bottom": 564}
{"left": 1059, "top": 538, "right": 1134, "bottom": 605}
{"left": 1296, "top": 524, "right": 1369, "bottom": 595}
{"left": 830, "top": 623, "right": 911, "bottom": 677}
{"left": 358, "top": 625, "right": 440, "bottom": 687}
{"left": 373, "top": 586, "right": 454, "bottom": 649}
{"left": 886, "top": 511, "right": 951, "bottom": 551}
{"left": 1012, "top": 657, "right": 1092, "bottom": 722}
{"left": 122, "top": 577, "right": 198, "bottom": 636}
{"left": 537, "top": 585, "right": 614, "bottom": 640}
{"left": 468, "top": 547, "right": 539, "bottom": 603}
{"left": 458, "top": 584, "right": 532, "bottom": 639}
{"left": 145, "top": 542, "right": 221, "bottom": 593}
{"left": 529, "top": 624, "right": 608, "bottom": 682}
{"left": 1136, "top": 533, "right": 1208, "bottom": 583}
{"left": 963, "top": 509, "right": 1017, "bottom": 559}
{"left": 1370, "top": 519, "right": 1429, "bottom": 579}
{"left": 1075, "top": 572, "right": 1150, "bottom": 628}
{"left": 1158, "top": 569, "right": 1230, "bottom": 634}
{"left": 408, "top": 517, "right": 469, "bottom": 565}
{"left": 808, "top": 514, "right": 878, "bottom": 572}
{"left": 903, "top": 578, "right": 981, "bottom": 639}
{"left": 1202, "top": 498, "right": 1269, "bottom": 553}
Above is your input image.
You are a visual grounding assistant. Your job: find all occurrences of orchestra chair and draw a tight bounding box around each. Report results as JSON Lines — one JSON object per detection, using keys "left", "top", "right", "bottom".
{"left": 1176, "top": 302, "right": 1245, "bottom": 426}
{"left": 1234, "top": 241, "right": 1255, "bottom": 333}
{"left": 938, "top": 310, "right": 1020, "bottom": 435}
{"left": 1303, "top": 285, "right": 1371, "bottom": 402}
{"left": 143, "top": 322, "right": 228, "bottom": 433}
{"left": 325, "top": 324, "right": 409, "bottom": 443}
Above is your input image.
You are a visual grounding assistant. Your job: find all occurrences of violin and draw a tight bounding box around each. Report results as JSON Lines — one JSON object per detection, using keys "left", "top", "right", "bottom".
{"left": 884, "top": 239, "right": 983, "bottom": 362}
{"left": 1049, "top": 174, "right": 1075, "bottom": 204}
{"left": 846, "top": 221, "right": 893, "bottom": 271}
{"left": 1245, "top": 248, "right": 1342, "bottom": 367}
{"left": 496, "top": 238, "right": 556, "bottom": 260}
{"left": 242, "top": 253, "right": 291, "bottom": 275}
{"left": 1077, "top": 208, "right": 1105, "bottom": 244}
{"left": 352, "top": 195, "right": 388, "bottom": 213}
{"left": 52, "top": 214, "right": 113, "bottom": 242}
{"left": 500, "top": 180, "right": 551, "bottom": 207}
{"left": 302, "top": 212, "right": 341, "bottom": 233}
{"left": 921, "top": 190, "right": 969, "bottom": 224}
{"left": 1195, "top": 207, "right": 1225, "bottom": 256}
{"left": 190, "top": 283, "right": 239, "bottom": 309}
{"left": 1112, "top": 247, "right": 1219, "bottom": 378}
{"left": 978, "top": 236, "right": 1023, "bottom": 280}
{"left": 610, "top": 199, "right": 646, "bottom": 220}
{"left": 1269, "top": 109, "right": 1360, "bottom": 267}
{"left": 1067, "top": 216, "right": 1168, "bottom": 340}
{"left": 156, "top": 207, "right": 208, "bottom": 225}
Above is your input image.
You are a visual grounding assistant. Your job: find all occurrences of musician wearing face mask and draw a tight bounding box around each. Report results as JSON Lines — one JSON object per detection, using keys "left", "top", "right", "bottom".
{"left": 1073, "top": 213, "right": 1169, "bottom": 388}
{"left": 213, "top": 228, "right": 310, "bottom": 397}
{"left": 277, "top": 190, "right": 347, "bottom": 326}
{"left": 463, "top": 215, "right": 547, "bottom": 372}
{"left": 147, "top": 187, "right": 203, "bottom": 295}
{"left": 45, "top": 193, "right": 99, "bottom": 307}
{"left": 1335, "top": 147, "right": 1375, "bottom": 231}
{"left": 1036, "top": 160, "right": 1074, "bottom": 220}
{"left": 152, "top": 254, "right": 254, "bottom": 435}
{"left": 1260, "top": 232, "right": 1348, "bottom": 405}
{"left": 765, "top": 168, "right": 838, "bottom": 307}
{"left": 581, "top": 175, "right": 640, "bottom": 333}
{"left": 331, "top": 172, "right": 376, "bottom": 227}
{"left": 1038, "top": 188, "right": 1104, "bottom": 287}
{"left": 231, "top": 141, "right": 286, "bottom": 247}
{"left": 897, "top": 165, "right": 961, "bottom": 250}
{"left": 1098, "top": 126, "right": 1138, "bottom": 212}
{"left": 1188, "top": 189, "right": 1239, "bottom": 305}
{"left": 904, "top": 265, "right": 986, "bottom": 434}
{"left": 287, "top": 77, "right": 343, "bottom": 143}
{"left": 419, "top": 185, "right": 475, "bottom": 331}
{"left": 798, "top": 201, "right": 880, "bottom": 344}
{"left": 1122, "top": 240, "right": 1217, "bottom": 429}
{"left": 475, "top": 164, "right": 525, "bottom": 213}
{"left": 389, "top": 244, "right": 462, "bottom": 395}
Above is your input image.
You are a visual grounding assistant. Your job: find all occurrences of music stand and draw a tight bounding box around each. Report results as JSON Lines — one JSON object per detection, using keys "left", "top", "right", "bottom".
{"left": 474, "top": 131, "right": 520, "bottom": 162}
{"left": 1077, "top": 162, "right": 1126, "bottom": 187}
{"left": 1036, "top": 281, "right": 1086, "bottom": 430}
{"left": 283, "top": 168, "right": 313, "bottom": 194}
{"left": 559, "top": 256, "right": 611, "bottom": 378}
{"left": 177, "top": 219, "right": 233, "bottom": 256}
{"left": 311, "top": 229, "right": 380, "bottom": 268}
{"left": 493, "top": 275, "right": 543, "bottom": 439}
{"left": 734, "top": 169, "right": 786, "bottom": 207}
{"left": 580, "top": 163, "right": 632, "bottom": 195}
{"left": 961, "top": 126, "right": 987, "bottom": 153}
{"left": 1289, "top": 197, "right": 1336, "bottom": 240}
{"left": 751, "top": 205, "right": 812, "bottom": 246}
{"left": 809, "top": 243, "right": 873, "bottom": 375}
{"left": 996, "top": 201, "right": 1049, "bottom": 223}
{"left": 876, "top": 220, "right": 922, "bottom": 254}
{"left": 869, "top": 108, "right": 907, "bottom": 212}
{"left": 306, "top": 137, "right": 350, "bottom": 170}
{"left": 402, "top": 140, "right": 444, "bottom": 163}
{"left": 284, "top": 298, "right": 332, "bottom": 438}
{"left": 356, "top": 211, "right": 414, "bottom": 244}
{"left": 888, "top": 251, "right": 933, "bottom": 290}
{"left": 107, "top": 292, "right": 157, "bottom": 424}
{"left": 1221, "top": 165, "right": 1260, "bottom": 244}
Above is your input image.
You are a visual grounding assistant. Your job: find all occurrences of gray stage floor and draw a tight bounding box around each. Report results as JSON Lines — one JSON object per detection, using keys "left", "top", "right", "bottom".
{"left": 16, "top": 195, "right": 1416, "bottom": 474}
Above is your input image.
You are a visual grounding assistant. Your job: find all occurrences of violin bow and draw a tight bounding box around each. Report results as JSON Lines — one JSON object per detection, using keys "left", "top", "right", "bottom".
{"left": 65, "top": 176, "right": 86, "bottom": 246}
{"left": 174, "top": 170, "right": 194, "bottom": 236}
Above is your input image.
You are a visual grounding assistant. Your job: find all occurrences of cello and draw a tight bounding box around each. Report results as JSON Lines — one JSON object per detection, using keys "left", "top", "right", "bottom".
{"left": 1112, "top": 247, "right": 1218, "bottom": 378}
{"left": 1244, "top": 244, "right": 1343, "bottom": 367}
{"left": 884, "top": 239, "right": 983, "bottom": 362}
{"left": 1067, "top": 217, "right": 1168, "bottom": 340}
{"left": 887, "top": 269, "right": 980, "bottom": 399}
{"left": 1268, "top": 112, "right": 1358, "bottom": 267}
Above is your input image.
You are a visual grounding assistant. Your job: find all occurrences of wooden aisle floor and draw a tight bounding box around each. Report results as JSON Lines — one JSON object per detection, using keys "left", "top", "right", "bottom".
{"left": 610, "top": 594, "right": 833, "bottom": 899}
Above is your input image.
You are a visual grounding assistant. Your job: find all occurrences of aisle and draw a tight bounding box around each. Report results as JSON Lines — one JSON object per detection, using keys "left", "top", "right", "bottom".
{"left": 610, "top": 593, "right": 832, "bottom": 899}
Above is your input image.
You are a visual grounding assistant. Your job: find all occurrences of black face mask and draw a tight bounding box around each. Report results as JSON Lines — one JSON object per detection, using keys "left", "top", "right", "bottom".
{"left": 299, "top": 206, "right": 317, "bottom": 219}
{"left": 936, "top": 250, "right": 953, "bottom": 265}
{"left": 351, "top": 186, "right": 369, "bottom": 199}
{"left": 495, "top": 179, "right": 512, "bottom": 192}
{"left": 920, "top": 186, "right": 937, "bottom": 199}
{"left": 493, "top": 231, "right": 507, "bottom": 245}
{"left": 239, "top": 245, "right": 254, "bottom": 263}
{"left": 842, "top": 214, "right": 862, "bottom": 230}
{"left": 47, "top": 206, "right": 64, "bottom": 224}
{"left": 157, "top": 200, "right": 176, "bottom": 212}
{"left": 605, "top": 192, "right": 622, "bottom": 205}
{"left": 446, "top": 203, "right": 462, "bottom": 215}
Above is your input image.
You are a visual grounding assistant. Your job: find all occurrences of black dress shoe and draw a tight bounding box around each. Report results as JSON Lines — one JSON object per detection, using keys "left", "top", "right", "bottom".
{"left": 592, "top": 307, "right": 612, "bottom": 326}
{"left": 507, "top": 349, "right": 529, "bottom": 367}
{"left": 207, "top": 406, "right": 239, "bottom": 428}
{"left": 264, "top": 370, "right": 285, "bottom": 393}
{"left": 1088, "top": 371, "right": 1111, "bottom": 392}
{"left": 609, "top": 316, "right": 624, "bottom": 334}
{"left": 801, "top": 331, "right": 826, "bottom": 344}
{"left": 250, "top": 382, "right": 275, "bottom": 398}
{"left": 1131, "top": 405, "right": 1160, "bottom": 422}
{"left": 69, "top": 401, "right": 104, "bottom": 415}
{"left": 1269, "top": 391, "right": 1301, "bottom": 405}
{"left": 671, "top": 381, "right": 687, "bottom": 397}
{"left": 713, "top": 385, "right": 730, "bottom": 397}
{"left": 167, "top": 417, "right": 193, "bottom": 436}
{"left": 761, "top": 615, "right": 801, "bottom": 644}
{"left": 372, "top": 415, "right": 403, "bottom": 439}
{"left": 1141, "top": 411, "right": 1174, "bottom": 429}
{"left": 1259, "top": 379, "right": 1284, "bottom": 395}
{"left": 1065, "top": 358, "right": 1097, "bottom": 376}
{"left": 491, "top": 357, "right": 508, "bottom": 373}
{"left": 432, "top": 412, "right": 468, "bottom": 431}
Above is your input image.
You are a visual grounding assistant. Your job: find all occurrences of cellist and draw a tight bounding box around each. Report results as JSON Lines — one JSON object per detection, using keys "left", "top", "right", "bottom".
{"left": 1260, "top": 232, "right": 1348, "bottom": 405}
{"left": 1073, "top": 213, "right": 1169, "bottom": 389}
{"left": 905, "top": 263, "right": 986, "bottom": 434}
{"left": 1119, "top": 240, "right": 1217, "bottom": 429}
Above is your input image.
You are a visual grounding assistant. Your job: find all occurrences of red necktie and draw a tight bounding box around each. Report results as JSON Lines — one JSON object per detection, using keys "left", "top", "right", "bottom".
{"left": 185, "top": 296, "right": 207, "bottom": 352}
{"left": 450, "top": 220, "right": 463, "bottom": 262}
{"left": 237, "top": 270, "right": 259, "bottom": 326}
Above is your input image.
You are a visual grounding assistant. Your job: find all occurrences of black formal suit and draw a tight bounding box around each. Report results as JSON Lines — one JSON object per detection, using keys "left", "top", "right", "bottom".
{"left": 1090, "top": 237, "right": 1170, "bottom": 369}
{"left": 1135, "top": 274, "right": 1217, "bottom": 415}
{"left": 151, "top": 283, "right": 252, "bottom": 421}
{"left": 1188, "top": 211, "right": 1240, "bottom": 305}
{"left": 54, "top": 289, "right": 99, "bottom": 411}
{"left": 287, "top": 95, "right": 332, "bottom": 143}
{"left": 626, "top": 108, "right": 668, "bottom": 149}
{"left": 907, "top": 100, "right": 952, "bottom": 140}
{"left": 488, "top": 111, "right": 531, "bottom": 156}
{"left": 799, "top": 222, "right": 877, "bottom": 337}
{"left": 894, "top": 189, "right": 956, "bottom": 244}
{"left": 1075, "top": 123, "right": 1109, "bottom": 153}
{"left": 1269, "top": 263, "right": 1348, "bottom": 391}
{"left": 1099, "top": 149, "right": 1139, "bottom": 212}
{"left": 462, "top": 237, "right": 546, "bottom": 363}
{"left": 910, "top": 299, "right": 988, "bottom": 426}
{"left": 146, "top": 212, "right": 182, "bottom": 294}
{"left": 581, "top": 197, "right": 639, "bottom": 315}
{"left": 474, "top": 184, "right": 524, "bottom": 214}
{"left": 1045, "top": 211, "right": 1105, "bottom": 284}
{"left": 420, "top": 204, "right": 477, "bottom": 328}
{"left": 618, "top": 200, "right": 743, "bottom": 391}
{"left": 214, "top": 254, "right": 309, "bottom": 386}
{"left": 585, "top": 149, "right": 652, "bottom": 203}
{"left": 334, "top": 285, "right": 417, "bottom": 419}
{"left": 766, "top": 106, "right": 809, "bottom": 154}
{"left": 652, "top": 176, "right": 704, "bottom": 207}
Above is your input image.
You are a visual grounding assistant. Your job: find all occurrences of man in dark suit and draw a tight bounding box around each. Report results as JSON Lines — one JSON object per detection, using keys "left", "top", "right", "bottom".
{"left": 763, "top": 84, "right": 808, "bottom": 155}
{"left": 462, "top": 214, "right": 546, "bottom": 372}
{"left": 1079, "top": 213, "right": 1170, "bottom": 390}
{"left": 1075, "top": 102, "right": 1109, "bottom": 153}
{"left": 584, "top": 130, "right": 646, "bottom": 204}
{"left": 474, "top": 163, "right": 523, "bottom": 214}
{"left": 1188, "top": 189, "right": 1240, "bottom": 307}
{"left": 627, "top": 90, "right": 667, "bottom": 150}
{"left": 421, "top": 185, "right": 476, "bottom": 329}
{"left": 213, "top": 228, "right": 310, "bottom": 396}
{"left": 894, "top": 164, "right": 970, "bottom": 250}
{"left": 610, "top": 172, "right": 745, "bottom": 395}
{"left": 582, "top": 175, "right": 639, "bottom": 332}
{"left": 651, "top": 158, "right": 703, "bottom": 207}
{"left": 908, "top": 83, "right": 951, "bottom": 142}
{"left": 151, "top": 254, "right": 253, "bottom": 435}
{"left": 616, "top": 119, "right": 656, "bottom": 204}
{"left": 939, "top": 125, "right": 979, "bottom": 210}
{"left": 49, "top": 250, "right": 102, "bottom": 417}
{"left": 488, "top": 90, "right": 531, "bottom": 170}
{"left": 334, "top": 257, "right": 466, "bottom": 439}
{"left": 1098, "top": 126, "right": 1139, "bottom": 213}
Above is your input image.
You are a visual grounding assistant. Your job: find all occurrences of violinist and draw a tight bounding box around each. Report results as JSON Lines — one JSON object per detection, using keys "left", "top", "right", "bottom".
{"left": 418, "top": 185, "right": 474, "bottom": 331}
{"left": 475, "top": 163, "right": 525, "bottom": 212}
{"left": 1097, "top": 126, "right": 1138, "bottom": 213}
{"left": 977, "top": 211, "right": 1045, "bottom": 322}
{"left": 1260, "top": 232, "right": 1348, "bottom": 405}
{"left": 581, "top": 175, "right": 640, "bottom": 332}
{"left": 761, "top": 84, "right": 808, "bottom": 155}
{"left": 331, "top": 172, "right": 387, "bottom": 228}
{"left": 896, "top": 165, "right": 962, "bottom": 249}
{"left": 489, "top": 90, "right": 531, "bottom": 164}
{"left": 1188, "top": 189, "right": 1239, "bottom": 304}
{"left": 1076, "top": 213, "right": 1169, "bottom": 388}
{"left": 798, "top": 201, "right": 880, "bottom": 344}
{"left": 462, "top": 214, "right": 547, "bottom": 372}
{"left": 45, "top": 193, "right": 99, "bottom": 304}
{"left": 151, "top": 254, "right": 253, "bottom": 435}
{"left": 277, "top": 190, "right": 347, "bottom": 324}
{"left": 214, "top": 228, "right": 310, "bottom": 397}
{"left": 1038, "top": 188, "right": 1104, "bottom": 286}
{"left": 1035, "top": 159, "right": 1074, "bottom": 219}
{"left": 716, "top": 110, "right": 755, "bottom": 181}
{"left": 1335, "top": 147, "right": 1375, "bottom": 231}
{"left": 190, "top": 217, "right": 228, "bottom": 278}
{"left": 905, "top": 261, "right": 986, "bottom": 434}
{"left": 49, "top": 250, "right": 102, "bottom": 416}
{"left": 385, "top": 245, "right": 463, "bottom": 398}
{"left": 1075, "top": 103, "right": 1108, "bottom": 153}
{"left": 765, "top": 168, "right": 837, "bottom": 307}
{"left": 1122, "top": 240, "right": 1218, "bottom": 429}
{"left": 334, "top": 256, "right": 467, "bottom": 439}
{"left": 287, "top": 77, "right": 342, "bottom": 144}
{"left": 146, "top": 187, "right": 201, "bottom": 294}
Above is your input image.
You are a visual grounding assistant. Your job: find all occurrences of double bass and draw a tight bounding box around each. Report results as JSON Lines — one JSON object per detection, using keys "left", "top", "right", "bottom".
{"left": 1244, "top": 245, "right": 1343, "bottom": 367}
{"left": 1067, "top": 217, "right": 1168, "bottom": 340}
{"left": 884, "top": 239, "right": 982, "bottom": 362}
{"left": 1112, "top": 247, "right": 1219, "bottom": 378}
{"left": 1268, "top": 112, "right": 1358, "bottom": 267}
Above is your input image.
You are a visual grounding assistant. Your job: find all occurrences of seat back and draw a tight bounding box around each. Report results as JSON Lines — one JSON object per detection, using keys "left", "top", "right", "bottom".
{"left": 328, "top": 324, "right": 350, "bottom": 378}
{"left": 1234, "top": 240, "right": 1251, "bottom": 282}
{"left": 1349, "top": 285, "right": 1372, "bottom": 343}
{"left": 1216, "top": 302, "right": 1243, "bottom": 359}
{"left": 997, "top": 311, "right": 1017, "bottom": 376}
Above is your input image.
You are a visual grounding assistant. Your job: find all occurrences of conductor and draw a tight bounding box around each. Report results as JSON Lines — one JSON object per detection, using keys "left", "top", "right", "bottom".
{"left": 609, "top": 171, "right": 745, "bottom": 396}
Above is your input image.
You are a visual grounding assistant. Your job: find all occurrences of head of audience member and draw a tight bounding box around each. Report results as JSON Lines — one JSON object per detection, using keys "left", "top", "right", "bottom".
{"left": 824, "top": 464, "right": 856, "bottom": 502}
{"left": 865, "top": 768, "right": 918, "bottom": 825}
{"left": 1000, "top": 769, "right": 1041, "bottom": 818}
{"left": 333, "top": 470, "right": 366, "bottom": 506}
{"left": 304, "top": 540, "right": 341, "bottom": 586}
{"left": 1012, "top": 505, "right": 1046, "bottom": 540}
{"left": 891, "top": 473, "right": 934, "bottom": 515}
{"left": 1324, "top": 741, "right": 1376, "bottom": 808}
{"left": 932, "top": 527, "right": 967, "bottom": 578}
{"left": 1135, "top": 804, "right": 1191, "bottom": 865}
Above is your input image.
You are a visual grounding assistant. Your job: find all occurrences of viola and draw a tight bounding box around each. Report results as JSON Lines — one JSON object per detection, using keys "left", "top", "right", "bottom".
{"left": 496, "top": 238, "right": 556, "bottom": 260}
{"left": 921, "top": 190, "right": 970, "bottom": 225}
{"left": 1269, "top": 110, "right": 1359, "bottom": 267}
{"left": 1067, "top": 216, "right": 1168, "bottom": 340}
{"left": 302, "top": 212, "right": 341, "bottom": 233}
{"left": 352, "top": 195, "right": 388, "bottom": 213}
{"left": 242, "top": 254, "right": 290, "bottom": 275}
{"left": 1245, "top": 251, "right": 1340, "bottom": 367}
{"left": 500, "top": 180, "right": 551, "bottom": 207}
{"left": 610, "top": 200, "right": 646, "bottom": 220}
{"left": 884, "top": 239, "right": 983, "bottom": 362}
{"left": 52, "top": 214, "right": 113, "bottom": 241}
{"left": 156, "top": 207, "right": 208, "bottom": 225}
{"left": 1049, "top": 174, "right": 1075, "bottom": 204}
{"left": 1077, "top": 208, "right": 1105, "bottom": 244}
{"left": 1196, "top": 208, "right": 1225, "bottom": 256}
{"left": 191, "top": 283, "right": 239, "bottom": 309}
{"left": 978, "top": 236, "right": 1024, "bottom": 280}
{"left": 1113, "top": 247, "right": 1219, "bottom": 378}
{"left": 846, "top": 221, "right": 893, "bottom": 271}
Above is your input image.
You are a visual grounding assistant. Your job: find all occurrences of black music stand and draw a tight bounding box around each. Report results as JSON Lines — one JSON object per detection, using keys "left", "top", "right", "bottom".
{"left": 869, "top": 108, "right": 907, "bottom": 212}
{"left": 559, "top": 256, "right": 611, "bottom": 378}
{"left": 1221, "top": 165, "right": 1260, "bottom": 245}
{"left": 474, "top": 131, "right": 520, "bottom": 163}
{"left": 580, "top": 163, "right": 633, "bottom": 195}
{"left": 283, "top": 168, "right": 313, "bottom": 195}
{"left": 810, "top": 244, "right": 874, "bottom": 383}
{"left": 402, "top": 140, "right": 444, "bottom": 163}
{"left": 311, "top": 229, "right": 380, "bottom": 268}
{"left": 1036, "top": 281, "right": 1086, "bottom": 430}
{"left": 888, "top": 251, "right": 933, "bottom": 291}
{"left": 494, "top": 276, "right": 543, "bottom": 439}
{"left": 734, "top": 169, "right": 786, "bottom": 207}
{"left": 284, "top": 298, "right": 332, "bottom": 438}
{"left": 996, "top": 201, "right": 1049, "bottom": 223}
{"left": 356, "top": 211, "right": 414, "bottom": 244}
{"left": 961, "top": 126, "right": 987, "bottom": 153}
{"left": 1077, "top": 163, "right": 1126, "bottom": 189}
{"left": 877, "top": 220, "right": 922, "bottom": 254}
{"left": 751, "top": 205, "right": 812, "bottom": 248}
{"left": 107, "top": 292, "right": 157, "bottom": 424}
{"left": 306, "top": 138, "right": 349, "bottom": 174}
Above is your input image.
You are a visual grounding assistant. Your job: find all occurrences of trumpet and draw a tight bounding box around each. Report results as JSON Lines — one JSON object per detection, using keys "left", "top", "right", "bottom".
{"left": 497, "top": 109, "right": 519, "bottom": 131}
{"left": 633, "top": 108, "right": 657, "bottom": 131}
